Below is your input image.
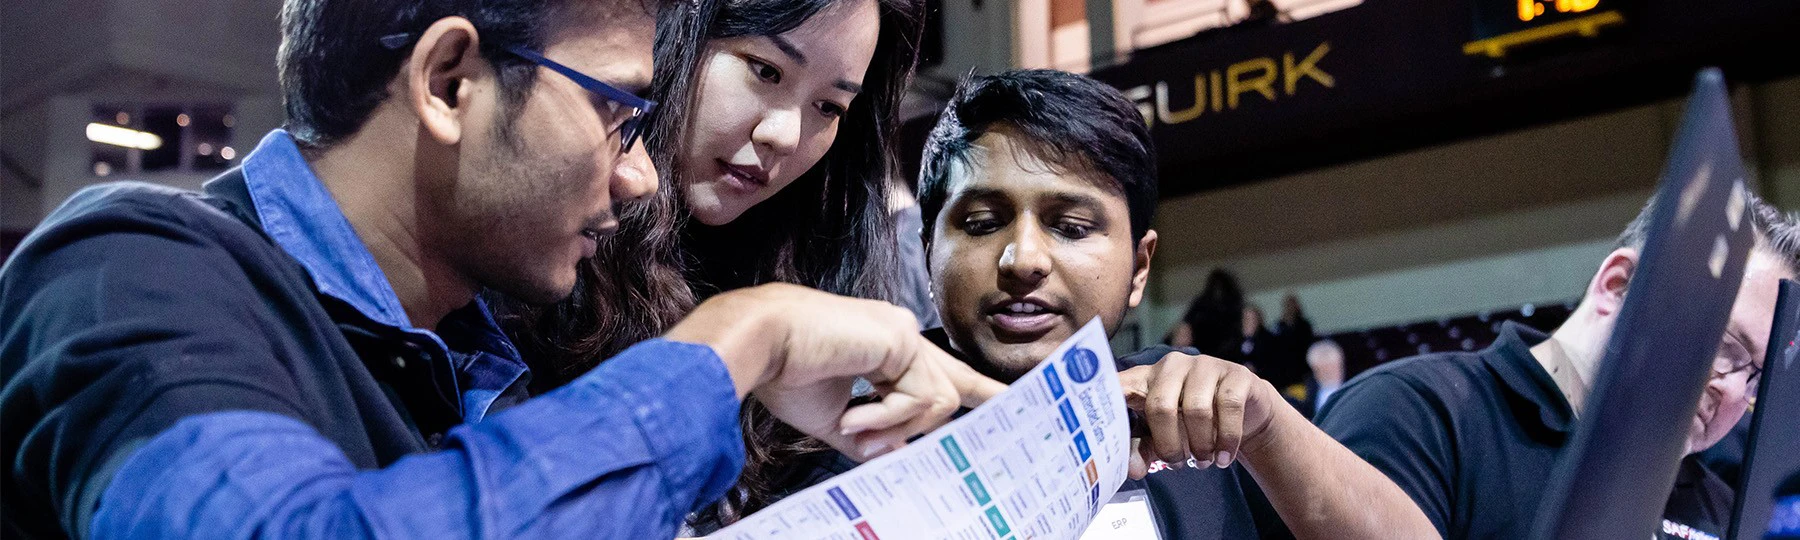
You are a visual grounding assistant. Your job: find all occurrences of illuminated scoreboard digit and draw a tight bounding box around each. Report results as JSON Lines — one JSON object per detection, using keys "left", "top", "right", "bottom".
{"left": 1466, "top": 0, "right": 1632, "bottom": 58}
{"left": 1516, "top": 0, "right": 1600, "bottom": 22}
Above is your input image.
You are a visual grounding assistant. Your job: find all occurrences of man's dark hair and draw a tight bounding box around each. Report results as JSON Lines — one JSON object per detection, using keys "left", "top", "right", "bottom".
{"left": 1616, "top": 191, "right": 1800, "bottom": 273}
{"left": 277, "top": 0, "right": 628, "bottom": 147}
{"left": 917, "top": 69, "right": 1159, "bottom": 242}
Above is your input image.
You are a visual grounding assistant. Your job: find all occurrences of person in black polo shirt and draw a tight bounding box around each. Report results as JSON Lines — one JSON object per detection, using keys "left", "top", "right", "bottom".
{"left": 1311, "top": 196, "right": 1800, "bottom": 540}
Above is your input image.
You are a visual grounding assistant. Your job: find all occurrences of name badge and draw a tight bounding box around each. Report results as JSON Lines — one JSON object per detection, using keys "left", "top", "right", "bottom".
{"left": 1078, "top": 489, "right": 1165, "bottom": 540}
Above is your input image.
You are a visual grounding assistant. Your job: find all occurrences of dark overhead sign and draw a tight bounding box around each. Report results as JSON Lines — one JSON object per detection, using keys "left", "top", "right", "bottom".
{"left": 1088, "top": 0, "right": 1800, "bottom": 198}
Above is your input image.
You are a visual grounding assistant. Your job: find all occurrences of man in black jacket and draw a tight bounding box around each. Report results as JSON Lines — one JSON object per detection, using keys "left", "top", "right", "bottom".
{"left": 0, "top": 0, "right": 1000, "bottom": 538}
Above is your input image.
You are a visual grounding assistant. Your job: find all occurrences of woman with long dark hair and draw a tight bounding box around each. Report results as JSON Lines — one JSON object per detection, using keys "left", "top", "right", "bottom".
{"left": 504, "top": 0, "right": 929, "bottom": 529}
{"left": 678, "top": 0, "right": 926, "bottom": 527}
{"left": 673, "top": 0, "right": 917, "bottom": 304}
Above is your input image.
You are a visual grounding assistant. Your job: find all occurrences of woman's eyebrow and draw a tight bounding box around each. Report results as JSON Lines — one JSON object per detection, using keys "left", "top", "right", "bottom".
{"left": 764, "top": 35, "right": 862, "bottom": 95}
{"left": 767, "top": 35, "right": 807, "bottom": 65}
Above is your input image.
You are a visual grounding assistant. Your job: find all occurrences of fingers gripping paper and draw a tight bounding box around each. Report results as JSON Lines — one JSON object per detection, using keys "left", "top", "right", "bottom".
{"left": 715, "top": 319, "right": 1131, "bottom": 540}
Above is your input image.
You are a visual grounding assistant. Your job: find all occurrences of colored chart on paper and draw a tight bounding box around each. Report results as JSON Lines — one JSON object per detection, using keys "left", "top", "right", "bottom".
{"left": 714, "top": 319, "right": 1131, "bottom": 540}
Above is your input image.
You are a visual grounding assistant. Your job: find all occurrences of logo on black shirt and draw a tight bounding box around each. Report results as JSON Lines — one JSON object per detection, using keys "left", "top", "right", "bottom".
{"left": 1659, "top": 519, "right": 1720, "bottom": 540}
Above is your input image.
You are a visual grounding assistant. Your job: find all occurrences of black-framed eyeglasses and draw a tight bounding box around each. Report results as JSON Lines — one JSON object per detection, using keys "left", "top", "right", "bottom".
{"left": 378, "top": 33, "right": 656, "bottom": 154}
{"left": 1712, "top": 355, "right": 1764, "bottom": 400}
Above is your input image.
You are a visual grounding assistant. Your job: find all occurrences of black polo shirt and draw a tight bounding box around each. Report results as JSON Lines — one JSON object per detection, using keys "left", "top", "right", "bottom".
{"left": 1313, "top": 321, "right": 1732, "bottom": 539}
{"left": 1110, "top": 341, "right": 1283, "bottom": 540}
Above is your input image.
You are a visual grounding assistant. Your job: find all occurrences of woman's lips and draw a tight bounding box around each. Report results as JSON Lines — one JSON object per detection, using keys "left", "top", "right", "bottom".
{"left": 718, "top": 160, "right": 769, "bottom": 193}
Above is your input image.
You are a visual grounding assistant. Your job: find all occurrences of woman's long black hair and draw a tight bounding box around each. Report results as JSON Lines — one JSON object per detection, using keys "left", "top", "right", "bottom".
{"left": 678, "top": 0, "right": 927, "bottom": 527}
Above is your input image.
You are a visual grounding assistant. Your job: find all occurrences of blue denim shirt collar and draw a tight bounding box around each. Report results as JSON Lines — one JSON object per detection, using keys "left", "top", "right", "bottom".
{"left": 243, "top": 130, "right": 411, "bottom": 329}
{"left": 241, "top": 130, "right": 528, "bottom": 422}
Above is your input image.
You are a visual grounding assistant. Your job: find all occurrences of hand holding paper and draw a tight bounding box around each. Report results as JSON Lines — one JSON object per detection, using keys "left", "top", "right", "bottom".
{"left": 715, "top": 318, "right": 1130, "bottom": 540}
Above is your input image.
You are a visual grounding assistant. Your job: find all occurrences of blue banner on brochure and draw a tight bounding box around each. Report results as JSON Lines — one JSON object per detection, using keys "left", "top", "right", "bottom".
{"left": 713, "top": 318, "right": 1129, "bottom": 540}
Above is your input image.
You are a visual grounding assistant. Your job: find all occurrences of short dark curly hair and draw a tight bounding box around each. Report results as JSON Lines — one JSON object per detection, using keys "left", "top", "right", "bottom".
{"left": 276, "top": 0, "right": 653, "bottom": 147}
{"left": 916, "top": 69, "right": 1159, "bottom": 242}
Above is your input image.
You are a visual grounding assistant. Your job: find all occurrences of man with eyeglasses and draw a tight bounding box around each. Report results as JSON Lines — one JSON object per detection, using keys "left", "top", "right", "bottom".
{"left": 1293, "top": 194, "right": 1799, "bottom": 540}
{"left": 0, "top": 0, "right": 1003, "bottom": 538}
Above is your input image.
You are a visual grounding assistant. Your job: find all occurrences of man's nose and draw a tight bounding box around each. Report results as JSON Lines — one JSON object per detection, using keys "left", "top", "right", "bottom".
{"left": 997, "top": 223, "right": 1052, "bottom": 286}
{"left": 610, "top": 142, "right": 658, "bottom": 203}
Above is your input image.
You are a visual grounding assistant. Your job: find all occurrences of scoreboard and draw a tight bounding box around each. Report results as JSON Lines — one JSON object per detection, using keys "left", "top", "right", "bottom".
{"left": 1466, "top": 0, "right": 1634, "bottom": 58}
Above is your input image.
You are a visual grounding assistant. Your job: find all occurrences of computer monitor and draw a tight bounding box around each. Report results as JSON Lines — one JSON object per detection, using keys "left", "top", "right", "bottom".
{"left": 1729, "top": 279, "right": 1800, "bottom": 540}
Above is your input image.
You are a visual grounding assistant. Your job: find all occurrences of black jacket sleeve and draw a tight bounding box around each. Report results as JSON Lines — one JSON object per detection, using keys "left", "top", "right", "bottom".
{"left": 1, "top": 185, "right": 310, "bottom": 538}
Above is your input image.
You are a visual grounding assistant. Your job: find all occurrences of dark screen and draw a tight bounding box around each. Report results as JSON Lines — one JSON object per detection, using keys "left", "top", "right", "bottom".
{"left": 1730, "top": 279, "right": 1800, "bottom": 540}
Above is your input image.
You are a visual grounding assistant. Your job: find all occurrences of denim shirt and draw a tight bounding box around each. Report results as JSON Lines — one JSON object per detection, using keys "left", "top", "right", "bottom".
{"left": 54, "top": 130, "right": 749, "bottom": 539}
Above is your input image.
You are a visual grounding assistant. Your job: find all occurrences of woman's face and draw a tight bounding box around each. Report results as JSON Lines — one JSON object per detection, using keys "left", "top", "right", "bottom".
{"left": 679, "top": 0, "right": 881, "bottom": 225}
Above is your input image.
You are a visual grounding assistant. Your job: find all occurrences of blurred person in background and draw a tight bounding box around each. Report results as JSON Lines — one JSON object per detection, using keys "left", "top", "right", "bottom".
{"left": 1240, "top": 297, "right": 1316, "bottom": 392}
{"left": 889, "top": 175, "right": 943, "bottom": 328}
{"left": 885, "top": 172, "right": 943, "bottom": 329}
{"left": 1297, "top": 196, "right": 1798, "bottom": 539}
{"left": 1268, "top": 293, "right": 1317, "bottom": 390}
{"left": 1170, "top": 268, "right": 1249, "bottom": 361}
{"left": 1295, "top": 339, "right": 1346, "bottom": 420}
{"left": 1239, "top": 302, "right": 1273, "bottom": 366}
